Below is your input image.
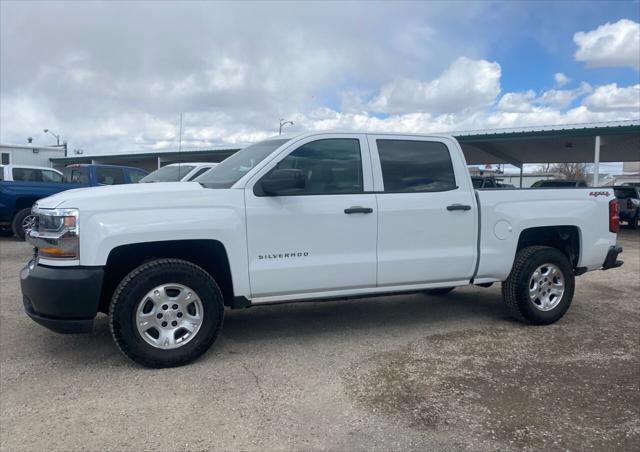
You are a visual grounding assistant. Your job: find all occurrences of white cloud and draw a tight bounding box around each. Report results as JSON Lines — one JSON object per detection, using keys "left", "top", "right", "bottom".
{"left": 0, "top": 2, "right": 638, "bottom": 154}
{"left": 574, "top": 19, "right": 640, "bottom": 70}
{"left": 497, "top": 90, "right": 536, "bottom": 113}
{"left": 554, "top": 72, "right": 570, "bottom": 87}
{"left": 582, "top": 83, "right": 640, "bottom": 112}
{"left": 369, "top": 57, "right": 501, "bottom": 115}
{"left": 497, "top": 82, "right": 592, "bottom": 113}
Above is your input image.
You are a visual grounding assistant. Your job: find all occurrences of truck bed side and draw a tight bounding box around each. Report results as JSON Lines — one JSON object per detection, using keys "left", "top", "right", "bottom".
{"left": 474, "top": 188, "right": 616, "bottom": 281}
{"left": 0, "top": 181, "right": 76, "bottom": 223}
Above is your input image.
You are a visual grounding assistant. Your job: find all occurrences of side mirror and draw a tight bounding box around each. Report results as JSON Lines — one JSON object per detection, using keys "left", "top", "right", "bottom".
{"left": 259, "top": 169, "right": 305, "bottom": 196}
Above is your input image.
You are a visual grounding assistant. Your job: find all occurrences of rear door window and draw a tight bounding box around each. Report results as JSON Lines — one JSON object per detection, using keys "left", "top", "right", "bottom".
{"left": 377, "top": 139, "right": 456, "bottom": 192}
{"left": 96, "top": 167, "right": 125, "bottom": 185}
{"left": 63, "top": 167, "right": 90, "bottom": 184}
{"left": 12, "top": 167, "right": 44, "bottom": 182}
{"left": 42, "top": 170, "right": 63, "bottom": 183}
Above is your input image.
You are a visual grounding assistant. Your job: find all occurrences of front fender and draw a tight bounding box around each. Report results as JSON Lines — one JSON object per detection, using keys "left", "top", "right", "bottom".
{"left": 78, "top": 190, "right": 249, "bottom": 296}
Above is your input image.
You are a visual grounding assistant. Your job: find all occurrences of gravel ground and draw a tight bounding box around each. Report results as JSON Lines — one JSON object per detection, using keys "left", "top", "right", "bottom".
{"left": 0, "top": 230, "right": 638, "bottom": 451}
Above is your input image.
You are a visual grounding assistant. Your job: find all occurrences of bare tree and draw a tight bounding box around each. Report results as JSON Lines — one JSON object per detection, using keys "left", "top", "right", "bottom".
{"left": 536, "top": 163, "right": 552, "bottom": 174}
{"left": 550, "top": 163, "right": 589, "bottom": 181}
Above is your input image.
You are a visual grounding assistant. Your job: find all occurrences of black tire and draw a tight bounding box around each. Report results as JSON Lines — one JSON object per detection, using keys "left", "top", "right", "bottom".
{"left": 502, "top": 246, "right": 575, "bottom": 325}
{"left": 11, "top": 208, "right": 33, "bottom": 241}
{"left": 630, "top": 212, "right": 639, "bottom": 229}
{"left": 424, "top": 287, "right": 455, "bottom": 296}
{"left": 109, "top": 258, "right": 224, "bottom": 368}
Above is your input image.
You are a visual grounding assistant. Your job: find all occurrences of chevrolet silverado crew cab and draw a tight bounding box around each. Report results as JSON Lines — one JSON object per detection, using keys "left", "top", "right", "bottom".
{"left": 21, "top": 132, "right": 624, "bottom": 368}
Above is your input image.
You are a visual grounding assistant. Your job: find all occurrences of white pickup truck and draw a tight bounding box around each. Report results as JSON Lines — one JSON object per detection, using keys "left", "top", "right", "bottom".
{"left": 21, "top": 132, "right": 623, "bottom": 368}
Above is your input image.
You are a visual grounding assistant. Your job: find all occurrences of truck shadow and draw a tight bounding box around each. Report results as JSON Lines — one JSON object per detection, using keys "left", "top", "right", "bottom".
{"left": 220, "top": 288, "right": 507, "bottom": 343}
{"left": 40, "top": 288, "right": 508, "bottom": 368}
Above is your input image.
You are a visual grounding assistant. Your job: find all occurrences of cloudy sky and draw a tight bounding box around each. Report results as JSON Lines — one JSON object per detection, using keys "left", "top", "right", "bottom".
{"left": 1, "top": 1, "right": 639, "bottom": 155}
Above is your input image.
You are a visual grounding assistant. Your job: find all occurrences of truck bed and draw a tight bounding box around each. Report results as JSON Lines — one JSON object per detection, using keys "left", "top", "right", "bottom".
{"left": 474, "top": 187, "right": 616, "bottom": 282}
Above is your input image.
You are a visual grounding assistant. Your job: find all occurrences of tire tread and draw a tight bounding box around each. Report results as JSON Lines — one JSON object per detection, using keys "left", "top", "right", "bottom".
{"left": 502, "top": 245, "right": 554, "bottom": 324}
{"left": 109, "top": 258, "right": 223, "bottom": 368}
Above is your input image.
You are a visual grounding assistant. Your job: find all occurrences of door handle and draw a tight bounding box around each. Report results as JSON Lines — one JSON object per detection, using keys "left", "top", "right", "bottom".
{"left": 344, "top": 206, "right": 374, "bottom": 214}
{"left": 446, "top": 204, "right": 471, "bottom": 211}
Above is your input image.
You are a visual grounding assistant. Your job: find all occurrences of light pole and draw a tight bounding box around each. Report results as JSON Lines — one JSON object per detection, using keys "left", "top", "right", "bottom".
{"left": 44, "top": 128, "right": 68, "bottom": 156}
{"left": 43, "top": 129, "right": 60, "bottom": 146}
{"left": 279, "top": 119, "right": 294, "bottom": 135}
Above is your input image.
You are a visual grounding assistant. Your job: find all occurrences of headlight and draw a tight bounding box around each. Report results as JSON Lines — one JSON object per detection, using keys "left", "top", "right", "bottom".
{"left": 27, "top": 207, "right": 80, "bottom": 260}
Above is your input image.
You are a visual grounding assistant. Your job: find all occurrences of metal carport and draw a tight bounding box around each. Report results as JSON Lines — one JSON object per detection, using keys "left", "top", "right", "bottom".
{"left": 456, "top": 120, "right": 640, "bottom": 186}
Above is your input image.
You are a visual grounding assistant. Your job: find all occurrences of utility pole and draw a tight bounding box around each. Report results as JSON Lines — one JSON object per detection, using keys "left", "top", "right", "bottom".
{"left": 178, "top": 113, "right": 183, "bottom": 152}
{"left": 279, "top": 118, "right": 294, "bottom": 135}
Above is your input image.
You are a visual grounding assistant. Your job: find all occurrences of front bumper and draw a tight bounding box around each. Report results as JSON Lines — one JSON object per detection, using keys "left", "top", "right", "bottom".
{"left": 20, "top": 261, "right": 104, "bottom": 334}
{"left": 602, "top": 246, "right": 623, "bottom": 270}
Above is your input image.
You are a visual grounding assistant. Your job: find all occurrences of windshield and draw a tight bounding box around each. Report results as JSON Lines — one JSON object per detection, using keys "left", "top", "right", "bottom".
{"left": 196, "top": 138, "right": 290, "bottom": 188}
{"left": 140, "top": 165, "right": 196, "bottom": 182}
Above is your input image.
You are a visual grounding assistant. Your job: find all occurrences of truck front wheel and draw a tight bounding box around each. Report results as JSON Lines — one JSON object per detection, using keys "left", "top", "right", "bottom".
{"left": 502, "top": 246, "right": 575, "bottom": 325}
{"left": 12, "top": 208, "right": 34, "bottom": 241}
{"left": 109, "top": 258, "right": 224, "bottom": 368}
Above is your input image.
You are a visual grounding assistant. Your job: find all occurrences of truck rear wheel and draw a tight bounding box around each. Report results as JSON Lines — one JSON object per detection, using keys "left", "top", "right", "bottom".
{"left": 502, "top": 246, "right": 575, "bottom": 325}
{"left": 109, "top": 258, "right": 224, "bottom": 368}
{"left": 12, "top": 208, "right": 34, "bottom": 241}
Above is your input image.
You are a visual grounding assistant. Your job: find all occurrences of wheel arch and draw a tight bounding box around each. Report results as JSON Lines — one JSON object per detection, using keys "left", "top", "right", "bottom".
{"left": 13, "top": 197, "right": 39, "bottom": 215}
{"left": 100, "top": 239, "right": 234, "bottom": 313}
{"left": 516, "top": 225, "right": 581, "bottom": 268}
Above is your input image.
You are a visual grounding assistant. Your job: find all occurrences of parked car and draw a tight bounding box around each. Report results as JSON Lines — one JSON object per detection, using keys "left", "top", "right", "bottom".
{"left": 1, "top": 164, "right": 147, "bottom": 240}
{"left": 0, "top": 165, "right": 66, "bottom": 239}
{"left": 471, "top": 176, "right": 514, "bottom": 189}
{"left": 21, "top": 131, "right": 623, "bottom": 368}
{"left": 471, "top": 176, "right": 499, "bottom": 188}
{"left": 531, "top": 179, "right": 588, "bottom": 188}
{"left": 139, "top": 162, "right": 218, "bottom": 183}
{"left": 613, "top": 185, "right": 640, "bottom": 229}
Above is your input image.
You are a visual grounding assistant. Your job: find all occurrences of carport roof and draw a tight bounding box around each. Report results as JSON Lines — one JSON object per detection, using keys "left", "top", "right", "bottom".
{"left": 455, "top": 119, "right": 639, "bottom": 166}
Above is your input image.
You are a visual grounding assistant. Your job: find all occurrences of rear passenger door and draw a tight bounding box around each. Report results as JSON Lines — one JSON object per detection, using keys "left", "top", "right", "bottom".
{"left": 368, "top": 135, "right": 478, "bottom": 286}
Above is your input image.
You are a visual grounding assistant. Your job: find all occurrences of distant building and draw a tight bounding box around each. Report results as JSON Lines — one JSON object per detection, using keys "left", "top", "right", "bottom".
{"left": 614, "top": 161, "right": 640, "bottom": 185}
{"left": 0, "top": 144, "right": 65, "bottom": 168}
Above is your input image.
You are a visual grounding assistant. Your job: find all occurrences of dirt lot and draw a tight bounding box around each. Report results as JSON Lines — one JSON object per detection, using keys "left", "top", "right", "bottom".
{"left": 1, "top": 230, "right": 638, "bottom": 451}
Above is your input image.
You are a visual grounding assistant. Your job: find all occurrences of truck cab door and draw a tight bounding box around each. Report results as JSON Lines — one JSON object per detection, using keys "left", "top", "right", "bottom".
{"left": 244, "top": 134, "right": 377, "bottom": 300}
{"left": 368, "top": 135, "right": 478, "bottom": 286}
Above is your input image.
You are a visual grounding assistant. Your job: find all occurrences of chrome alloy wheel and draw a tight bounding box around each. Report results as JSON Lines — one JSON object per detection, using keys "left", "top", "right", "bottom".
{"left": 135, "top": 283, "right": 204, "bottom": 350}
{"left": 22, "top": 214, "right": 36, "bottom": 233}
{"left": 528, "top": 263, "right": 565, "bottom": 311}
